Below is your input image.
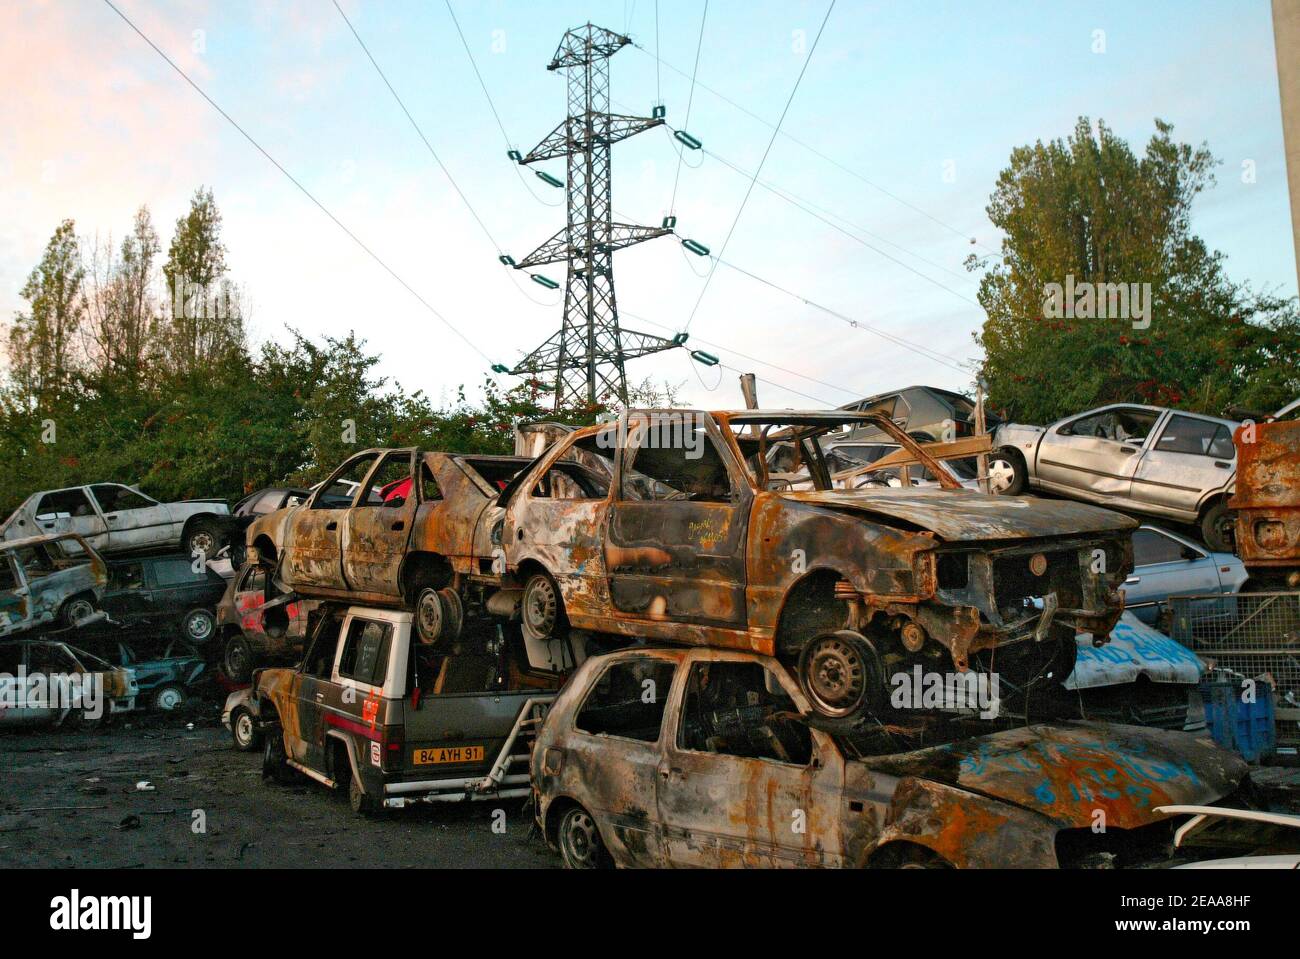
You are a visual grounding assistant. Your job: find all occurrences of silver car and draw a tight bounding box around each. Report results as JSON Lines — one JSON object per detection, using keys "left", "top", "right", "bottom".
{"left": 1, "top": 483, "right": 230, "bottom": 558}
{"left": 991, "top": 404, "right": 1240, "bottom": 550}
{"left": 1123, "top": 524, "right": 1251, "bottom": 624}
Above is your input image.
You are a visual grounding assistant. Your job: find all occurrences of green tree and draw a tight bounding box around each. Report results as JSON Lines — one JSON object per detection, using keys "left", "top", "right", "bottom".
{"left": 6, "top": 219, "right": 85, "bottom": 408}
{"left": 973, "top": 117, "right": 1300, "bottom": 422}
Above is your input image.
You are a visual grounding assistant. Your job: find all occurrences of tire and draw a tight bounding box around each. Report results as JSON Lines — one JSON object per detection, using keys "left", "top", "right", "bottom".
{"left": 61, "top": 594, "right": 98, "bottom": 628}
{"left": 262, "top": 728, "right": 296, "bottom": 784}
{"left": 226, "top": 540, "right": 247, "bottom": 570}
{"left": 181, "top": 608, "right": 217, "bottom": 644}
{"left": 348, "top": 775, "right": 378, "bottom": 816}
{"left": 1199, "top": 500, "right": 1236, "bottom": 553}
{"left": 230, "top": 706, "right": 262, "bottom": 752}
{"left": 415, "top": 586, "right": 446, "bottom": 645}
{"left": 557, "top": 805, "right": 610, "bottom": 869}
{"left": 184, "top": 519, "right": 224, "bottom": 563}
{"left": 797, "top": 630, "right": 882, "bottom": 719}
{"left": 151, "top": 683, "right": 187, "bottom": 712}
{"left": 225, "top": 634, "right": 256, "bottom": 684}
{"left": 437, "top": 588, "right": 464, "bottom": 645}
{"left": 987, "top": 448, "right": 1027, "bottom": 495}
{"left": 521, "top": 572, "right": 566, "bottom": 643}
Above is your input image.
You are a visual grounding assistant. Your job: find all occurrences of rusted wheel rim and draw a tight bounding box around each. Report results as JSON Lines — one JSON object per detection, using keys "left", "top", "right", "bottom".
{"left": 803, "top": 634, "right": 868, "bottom": 718}
{"left": 559, "top": 809, "right": 602, "bottom": 868}
{"left": 189, "top": 530, "right": 215, "bottom": 557}
{"left": 987, "top": 458, "right": 1015, "bottom": 493}
{"left": 155, "top": 686, "right": 184, "bottom": 711}
{"left": 66, "top": 599, "right": 95, "bottom": 623}
{"left": 226, "top": 640, "right": 251, "bottom": 679}
{"left": 416, "top": 588, "right": 444, "bottom": 644}
{"left": 185, "top": 611, "right": 214, "bottom": 641}
{"left": 523, "top": 576, "right": 558, "bottom": 639}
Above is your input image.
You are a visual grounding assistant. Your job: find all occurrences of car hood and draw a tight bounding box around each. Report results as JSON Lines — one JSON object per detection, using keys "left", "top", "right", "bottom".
{"left": 1067, "top": 612, "right": 1204, "bottom": 689}
{"left": 780, "top": 488, "right": 1136, "bottom": 541}
{"left": 860, "top": 721, "right": 1245, "bottom": 830}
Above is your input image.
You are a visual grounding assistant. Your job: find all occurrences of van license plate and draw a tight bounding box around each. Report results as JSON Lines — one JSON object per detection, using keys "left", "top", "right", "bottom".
{"left": 413, "top": 745, "right": 484, "bottom": 765}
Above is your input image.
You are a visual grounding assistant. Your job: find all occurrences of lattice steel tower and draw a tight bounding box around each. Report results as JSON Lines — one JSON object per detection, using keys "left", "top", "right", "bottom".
{"left": 510, "top": 23, "right": 676, "bottom": 409}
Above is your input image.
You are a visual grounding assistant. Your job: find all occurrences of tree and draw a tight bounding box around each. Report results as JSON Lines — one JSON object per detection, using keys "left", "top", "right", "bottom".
{"left": 973, "top": 118, "right": 1300, "bottom": 423}
{"left": 161, "top": 187, "right": 245, "bottom": 375}
{"left": 6, "top": 220, "right": 85, "bottom": 408}
{"left": 82, "top": 206, "right": 162, "bottom": 386}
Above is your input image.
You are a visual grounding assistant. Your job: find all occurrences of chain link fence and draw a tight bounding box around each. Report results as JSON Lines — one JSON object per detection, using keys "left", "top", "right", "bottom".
{"left": 1167, "top": 591, "right": 1300, "bottom": 747}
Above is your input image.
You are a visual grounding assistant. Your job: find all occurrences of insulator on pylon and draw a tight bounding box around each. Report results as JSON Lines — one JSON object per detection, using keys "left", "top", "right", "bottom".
{"left": 682, "top": 238, "right": 710, "bottom": 256}
{"left": 531, "top": 274, "right": 560, "bottom": 289}
{"left": 535, "top": 171, "right": 563, "bottom": 188}
{"left": 690, "top": 350, "right": 720, "bottom": 367}
{"left": 673, "top": 130, "right": 702, "bottom": 150}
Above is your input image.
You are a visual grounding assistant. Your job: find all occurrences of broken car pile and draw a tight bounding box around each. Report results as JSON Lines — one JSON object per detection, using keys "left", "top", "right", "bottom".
{"left": 7, "top": 393, "right": 1300, "bottom": 868}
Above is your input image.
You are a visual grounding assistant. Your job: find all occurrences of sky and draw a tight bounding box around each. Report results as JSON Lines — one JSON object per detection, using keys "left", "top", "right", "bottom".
{"left": 0, "top": 0, "right": 1294, "bottom": 412}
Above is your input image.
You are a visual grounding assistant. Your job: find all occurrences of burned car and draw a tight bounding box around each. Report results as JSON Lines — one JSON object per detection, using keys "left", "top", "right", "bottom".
{"left": 217, "top": 561, "right": 320, "bottom": 683}
{"left": 0, "top": 639, "right": 137, "bottom": 728}
{"left": 1229, "top": 409, "right": 1300, "bottom": 590}
{"left": 247, "top": 604, "right": 556, "bottom": 813}
{"left": 97, "top": 553, "right": 227, "bottom": 645}
{"left": 991, "top": 404, "right": 1241, "bottom": 551}
{"left": 1, "top": 482, "right": 230, "bottom": 558}
{"left": 531, "top": 646, "right": 1248, "bottom": 868}
{"left": 498, "top": 410, "right": 1136, "bottom": 719}
{"left": 0, "top": 533, "right": 107, "bottom": 638}
{"left": 245, "top": 450, "right": 530, "bottom": 644}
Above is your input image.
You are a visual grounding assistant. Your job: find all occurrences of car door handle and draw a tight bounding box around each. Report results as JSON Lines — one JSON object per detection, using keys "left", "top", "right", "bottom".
{"left": 315, "top": 693, "right": 324, "bottom": 702}
{"left": 391, "top": 521, "right": 405, "bottom": 531}
{"left": 1125, "top": 576, "right": 1141, "bottom": 584}
{"left": 1214, "top": 461, "right": 1231, "bottom": 469}
{"left": 325, "top": 521, "right": 337, "bottom": 531}
{"left": 659, "top": 766, "right": 685, "bottom": 781}
{"left": 105, "top": 514, "right": 118, "bottom": 521}
{"left": 1119, "top": 447, "right": 1138, "bottom": 455}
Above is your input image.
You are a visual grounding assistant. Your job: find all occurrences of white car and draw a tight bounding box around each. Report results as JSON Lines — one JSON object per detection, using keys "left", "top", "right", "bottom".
{"left": 1, "top": 483, "right": 230, "bottom": 558}
{"left": 991, "top": 404, "right": 1240, "bottom": 550}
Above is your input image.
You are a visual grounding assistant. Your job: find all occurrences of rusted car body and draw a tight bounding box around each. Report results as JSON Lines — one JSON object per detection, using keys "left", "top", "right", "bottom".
{"left": 217, "top": 561, "right": 321, "bottom": 682}
{"left": 245, "top": 450, "right": 531, "bottom": 644}
{"left": 499, "top": 410, "right": 1136, "bottom": 717}
{"left": 0, "top": 533, "right": 107, "bottom": 639}
{"left": 1230, "top": 418, "right": 1300, "bottom": 590}
{"left": 531, "top": 646, "right": 1249, "bottom": 868}
{"left": 0, "top": 639, "right": 138, "bottom": 727}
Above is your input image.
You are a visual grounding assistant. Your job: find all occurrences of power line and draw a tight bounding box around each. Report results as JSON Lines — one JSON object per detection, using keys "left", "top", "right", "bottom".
{"left": 442, "top": 0, "right": 561, "bottom": 208}
{"left": 711, "top": 255, "right": 976, "bottom": 374}
{"left": 630, "top": 39, "right": 997, "bottom": 254}
{"left": 684, "top": 0, "right": 836, "bottom": 332}
{"left": 669, "top": 0, "right": 709, "bottom": 218}
{"left": 623, "top": 310, "right": 860, "bottom": 398}
{"left": 100, "top": 0, "right": 494, "bottom": 365}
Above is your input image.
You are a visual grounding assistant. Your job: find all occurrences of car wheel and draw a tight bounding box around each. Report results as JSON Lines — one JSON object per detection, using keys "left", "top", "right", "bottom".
{"left": 181, "top": 608, "right": 217, "bottom": 644}
{"left": 184, "top": 520, "right": 224, "bottom": 563}
{"left": 557, "top": 805, "right": 609, "bottom": 869}
{"left": 415, "top": 586, "right": 446, "bottom": 645}
{"left": 61, "top": 595, "right": 98, "bottom": 628}
{"left": 438, "top": 588, "right": 464, "bottom": 645}
{"left": 987, "top": 448, "right": 1027, "bottom": 495}
{"left": 151, "top": 683, "right": 187, "bottom": 712}
{"left": 348, "top": 775, "right": 379, "bottom": 816}
{"left": 227, "top": 541, "right": 247, "bottom": 570}
{"left": 225, "top": 635, "right": 256, "bottom": 684}
{"left": 230, "top": 706, "right": 262, "bottom": 752}
{"left": 521, "top": 572, "right": 566, "bottom": 643}
{"left": 262, "top": 728, "right": 296, "bottom": 784}
{"left": 1200, "top": 500, "right": 1236, "bottom": 553}
{"left": 797, "top": 630, "right": 881, "bottom": 719}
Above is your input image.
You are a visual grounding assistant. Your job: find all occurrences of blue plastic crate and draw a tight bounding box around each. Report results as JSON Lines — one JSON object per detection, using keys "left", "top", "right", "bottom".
{"left": 1199, "top": 679, "right": 1277, "bottom": 763}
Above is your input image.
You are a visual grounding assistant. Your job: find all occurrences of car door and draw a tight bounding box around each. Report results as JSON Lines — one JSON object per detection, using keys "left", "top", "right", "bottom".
{"left": 605, "top": 413, "right": 750, "bottom": 630}
{"left": 567, "top": 655, "right": 677, "bottom": 867}
{"left": 88, "top": 484, "right": 174, "bottom": 552}
{"left": 104, "top": 560, "right": 150, "bottom": 626}
{"left": 282, "top": 453, "right": 380, "bottom": 591}
{"left": 292, "top": 615, "right": 344, "bottom": 768}
{"left": 1131, "top": 413, "right": 1236, "bottom": 516}
{"left": 503, "top": 429, "right": 616, "bottom": 621}
{"left": 657, "top": 656, "right": 842, "bottom": 867}
{"left": 1035, "top": 406, "right": 1162, "bottom": 500}
{"left": 342, "top": 451, "right": 418, "bottom": 596}
{"left": 31, "top": 488, "right": 109, "bottom": 552}
{"left": 1124, "top": 527, "right": 1223, "bottom": 624}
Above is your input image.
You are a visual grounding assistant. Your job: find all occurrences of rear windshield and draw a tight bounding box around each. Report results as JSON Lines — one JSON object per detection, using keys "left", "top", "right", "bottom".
{"left": 461, "top": 458, "right": 528, "bottom": 493}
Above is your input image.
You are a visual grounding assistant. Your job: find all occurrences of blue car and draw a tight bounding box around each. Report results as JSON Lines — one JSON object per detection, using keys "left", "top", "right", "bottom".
{"left": 116, "top": 639, "right": 206, "bottom": 711}
{"left": 1123, "top": 525, "right": 1250, "bottom": 624}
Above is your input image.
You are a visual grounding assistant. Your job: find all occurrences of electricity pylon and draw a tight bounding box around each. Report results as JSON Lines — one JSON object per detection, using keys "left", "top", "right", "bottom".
{"left": 510, "top": 23, "right": 677, "bottom": 410}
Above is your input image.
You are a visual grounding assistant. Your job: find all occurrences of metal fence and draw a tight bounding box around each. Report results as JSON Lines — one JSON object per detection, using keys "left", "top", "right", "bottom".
{"left": 1167, "top": 591, "right": 1300, "bottom": 746}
